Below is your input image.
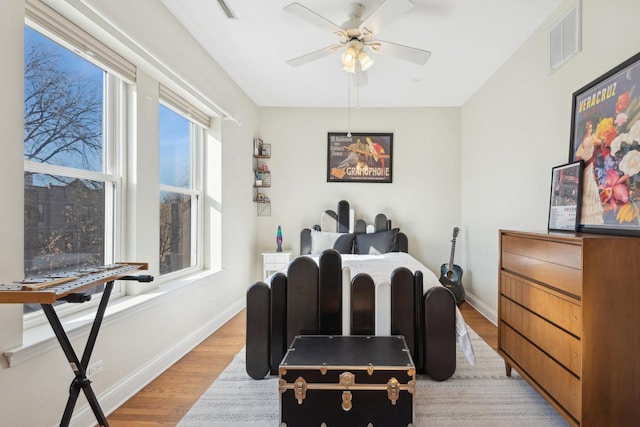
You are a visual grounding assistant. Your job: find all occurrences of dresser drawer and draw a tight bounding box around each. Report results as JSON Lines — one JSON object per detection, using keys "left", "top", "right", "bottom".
{"left": 501, "top": 272, "right": 581, "bottom": 336}
{"left": 501, "top": 235, "right": 582, "bottom": 297}
{"left": 262, "top": 252, "right": 292, "bottom": 280}
{"left": 500, "top": 324, "right": 581, "bottom": 422}
{"left": 502, "top": 235, "right": 582, "bottom": 268}
{"left": 500, "top": 296, "right": 581, "bottom": 376}
{"left": 264, "top": 253, "right": 291, "bottom": 264}
{"left": 265, "top": 262, "right": 288, "bottom": 271}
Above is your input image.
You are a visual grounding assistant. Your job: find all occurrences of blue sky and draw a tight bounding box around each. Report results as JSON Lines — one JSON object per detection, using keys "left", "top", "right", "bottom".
{"left": 24, "top": 27, "right": 103, "bottom": 172}
{"left": 25, "top": 26, "right": 191, "bottom": 187}
{"left": 159, "top": 104, "right": 190, "bottom": 188}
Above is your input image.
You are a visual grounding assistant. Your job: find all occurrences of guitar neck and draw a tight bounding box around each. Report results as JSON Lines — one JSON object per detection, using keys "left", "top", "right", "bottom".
{"left": 448, "top": 228, "right": 459, "bottom": 271}
{"left": 448, "top": 240, "right": 456, "bottom": 268}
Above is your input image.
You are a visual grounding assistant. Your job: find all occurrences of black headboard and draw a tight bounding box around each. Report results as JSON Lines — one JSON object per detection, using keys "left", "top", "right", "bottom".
{"left": 300, "top": 200, "right": 408, "bottom": 254}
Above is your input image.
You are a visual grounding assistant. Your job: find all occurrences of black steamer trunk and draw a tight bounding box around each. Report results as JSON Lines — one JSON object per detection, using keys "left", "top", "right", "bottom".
{"left": 279, "top": 335, "right": 415, "bottom": 427}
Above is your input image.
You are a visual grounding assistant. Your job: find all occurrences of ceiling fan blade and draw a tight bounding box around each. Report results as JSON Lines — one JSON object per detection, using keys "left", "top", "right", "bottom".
{"left": 284, "top": 2, "right": 344, "bottom": 35}
{"left": 286, "top": 45, "right": 343, "bottom": 67}
{"left": 370, "top": 40, "right": 431, "bottom": 65}
{"left": 359, "top": 0, "right": 414, "bottom": 37}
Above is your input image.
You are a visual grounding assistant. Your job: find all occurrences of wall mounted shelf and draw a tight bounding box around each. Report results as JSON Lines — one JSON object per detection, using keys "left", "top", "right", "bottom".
{"left": 253, "top": 138, "right": 272, "bottom": 216}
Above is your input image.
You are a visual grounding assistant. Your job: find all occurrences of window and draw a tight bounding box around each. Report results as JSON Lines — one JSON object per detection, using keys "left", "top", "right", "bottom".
{"left": 23, "top": 2, "right": 131, "bottom": 315}
{"left": 22, "top": 0, "right": 215, "bottom": 321}
{"left": 158, "top": 96, "right": 205, "bottom": 275}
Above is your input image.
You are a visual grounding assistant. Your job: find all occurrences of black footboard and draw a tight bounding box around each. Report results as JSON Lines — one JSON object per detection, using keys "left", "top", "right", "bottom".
{"left": 286, "top": 256, "right": 319, "bottom": 345}
{"left": 245, "top": 282, "right": 270, "bottom": 379}
{"left": 246, "top": 250, "right": 458, "bottom": 381}
{"left": 350, "top": 273, "right": 375, "bottom": 335}
{"left": 423, "top": 286, "right": 457, "bottom": 381}
{"left": 270, "top": 272, "right": 287, "bottom": 374}
{"left": 318, "top": 250, "right": 342, "bottom": 334}
{"left": 390, "top": 267, "right": 420, "bottom": 371}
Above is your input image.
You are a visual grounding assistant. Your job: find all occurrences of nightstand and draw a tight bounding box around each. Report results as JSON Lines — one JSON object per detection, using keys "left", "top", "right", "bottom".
{"left": 262, "top": 251, "right": 292, "bottom": 280}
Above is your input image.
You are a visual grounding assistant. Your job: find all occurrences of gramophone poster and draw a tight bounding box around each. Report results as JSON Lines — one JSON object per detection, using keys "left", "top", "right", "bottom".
{"left": 327, "top": 132, "right": 393, "bottom": 183}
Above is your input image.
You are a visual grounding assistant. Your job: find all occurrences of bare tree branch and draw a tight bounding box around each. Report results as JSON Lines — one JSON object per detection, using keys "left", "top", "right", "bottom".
{"left": 24, "top": 41, "right": 102, "bottom": 170}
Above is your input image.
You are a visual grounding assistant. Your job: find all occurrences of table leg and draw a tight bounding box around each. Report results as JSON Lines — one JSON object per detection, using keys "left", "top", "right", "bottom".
{"left": 41, "top": 281, "right": 114, "bottom": 427}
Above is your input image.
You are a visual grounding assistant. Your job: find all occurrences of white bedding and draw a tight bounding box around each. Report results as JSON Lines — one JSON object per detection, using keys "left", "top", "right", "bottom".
{"left": 305, "top": 252, "right": 476, "bottom": 365}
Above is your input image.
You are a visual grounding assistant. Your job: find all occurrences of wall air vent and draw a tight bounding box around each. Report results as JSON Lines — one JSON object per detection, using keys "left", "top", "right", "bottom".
{"left": 217, "top": 0, "right": 237, "bottom": 19}
{"left": 548, "top": 0, "right": 580, "bottom": 73}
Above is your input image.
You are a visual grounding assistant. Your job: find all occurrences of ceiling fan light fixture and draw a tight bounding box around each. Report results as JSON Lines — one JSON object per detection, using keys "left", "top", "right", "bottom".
{"left": 284, "top": 1, "right": 431, "bottom": 77}
{"left": 341, "top": 46, "right": 357, "bottom": 67}
{"left": 343, "top": 64, "right": 356, "bottom": 74}
{"left": 358, "top": 51, "right": 374, "bottom": 71}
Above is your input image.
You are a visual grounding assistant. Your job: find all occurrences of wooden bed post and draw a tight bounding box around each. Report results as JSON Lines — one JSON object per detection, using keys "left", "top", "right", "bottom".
{"left": 423, "top": 286, "right": 456, "bottom": 381}
{"left": 245, "top": 282, "right": 271, "bottom": 379}
{"left": 350, "top": 273, "right": 375, "bottom": 335}
{"left": 318, "top": 250, "right": 342, "bottom": 334}
{"left": 269, "top": 272, "right": 288, "bottom": 374}
{"left": 286, "top": 257, "right": 319, "bottom": 345}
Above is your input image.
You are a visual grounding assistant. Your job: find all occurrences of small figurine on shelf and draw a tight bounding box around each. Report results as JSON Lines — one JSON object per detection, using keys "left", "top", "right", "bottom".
{"left": 276, "top": 226, "right": 283, "bottom": 252}
{"left": 261, "top": 163, "right": 269, "bottom": 172}
{"left": 254, "top": 138, "right": 261, "bottom": 156}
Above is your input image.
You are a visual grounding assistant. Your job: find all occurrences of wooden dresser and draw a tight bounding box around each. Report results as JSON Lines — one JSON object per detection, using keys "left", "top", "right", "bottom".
{"left": 498, "top": 230, "right": 640, "bottom": 427}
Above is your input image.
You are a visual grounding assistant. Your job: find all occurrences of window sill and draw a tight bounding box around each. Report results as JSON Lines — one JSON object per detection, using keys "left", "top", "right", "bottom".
{"left": 3, "top": 268, "right": 223, "bottom": 368}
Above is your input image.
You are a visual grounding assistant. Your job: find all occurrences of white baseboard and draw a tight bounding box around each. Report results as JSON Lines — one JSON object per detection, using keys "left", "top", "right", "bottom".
{"left": 464, "top": 292, "right": 497, "bottom": 326}
{"left": 70, "top": 297, "right": 245, "bottom": 427}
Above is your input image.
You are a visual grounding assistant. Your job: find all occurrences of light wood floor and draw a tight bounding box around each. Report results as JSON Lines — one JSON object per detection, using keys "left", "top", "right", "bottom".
{"left": 107, "top": 302, "right": 497, "bottom": 426}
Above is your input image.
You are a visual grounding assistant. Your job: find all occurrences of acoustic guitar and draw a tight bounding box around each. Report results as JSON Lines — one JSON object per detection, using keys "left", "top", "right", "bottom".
{"left": 439, "top": 227, "right": 465, "bottom": 305}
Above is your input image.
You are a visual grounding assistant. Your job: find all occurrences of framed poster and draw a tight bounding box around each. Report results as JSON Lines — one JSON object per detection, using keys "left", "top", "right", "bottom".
{"left": 569, "top": 51, "right": 640, "bottom": 236}
{"left": 327, "top": 132, "right": 393, "bottom": 183}
{"left": 548, "top": 161, "right": 583, "bottom": 231}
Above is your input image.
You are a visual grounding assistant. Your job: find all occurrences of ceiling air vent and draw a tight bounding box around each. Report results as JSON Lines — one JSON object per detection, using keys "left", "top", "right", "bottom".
{"left": 548, "top": 0, "right": 580, "bottom": 73}
{"left": 217, "top": 0, "right": 237, "bottom": 19}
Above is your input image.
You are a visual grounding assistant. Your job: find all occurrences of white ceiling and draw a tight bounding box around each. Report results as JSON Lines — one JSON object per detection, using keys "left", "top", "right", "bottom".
{"left": 160, "top": 0, "right": 563, "bottom": 108}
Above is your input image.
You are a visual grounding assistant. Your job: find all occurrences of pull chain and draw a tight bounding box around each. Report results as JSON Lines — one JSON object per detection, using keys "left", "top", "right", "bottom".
{"left": 356, "top": 74, "right": 360, "bottom": 108}
{"left": 347, "top": 73, "right": 352, "bottom": 137}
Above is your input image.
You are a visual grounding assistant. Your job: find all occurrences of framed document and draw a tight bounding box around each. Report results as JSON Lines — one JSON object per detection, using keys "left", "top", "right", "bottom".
{"left": 548, "top": 161, "right": 583, "bottom": 231}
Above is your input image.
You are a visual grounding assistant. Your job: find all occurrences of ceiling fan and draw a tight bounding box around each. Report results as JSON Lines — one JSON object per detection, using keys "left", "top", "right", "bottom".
{"left": 284, "top": 0, "right": 431, "bottom": 79}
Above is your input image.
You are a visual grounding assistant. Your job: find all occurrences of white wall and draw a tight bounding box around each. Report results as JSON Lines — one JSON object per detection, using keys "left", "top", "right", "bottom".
{"left": 3, "top": 0, "right": 640, "bottom": 424}
{"left": 0, "top": 1, "right": 258, "bottom": 426}
{"left": 461, "top": 0, "right": 640, "bottom": 321}
{"left": 255, "top": 107, "right": 462, "bottom": 275}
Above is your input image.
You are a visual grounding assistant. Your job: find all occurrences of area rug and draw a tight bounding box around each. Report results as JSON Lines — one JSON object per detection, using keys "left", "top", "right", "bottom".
{"left": 178, "top": 327, "right": 568, "bottom": 426}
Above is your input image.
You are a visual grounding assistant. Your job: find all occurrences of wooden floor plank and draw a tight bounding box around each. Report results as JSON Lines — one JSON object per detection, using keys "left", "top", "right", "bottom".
{"left": 108, "top": 300, "right": 496, "bottom": 426}
{"left": 459, "top": 301, "right": 497, "bottom": 351}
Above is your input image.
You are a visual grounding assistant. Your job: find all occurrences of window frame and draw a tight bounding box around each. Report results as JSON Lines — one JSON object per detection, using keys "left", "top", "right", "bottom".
{"left": 158, "top": 103, "right": 205, "bottom": 278}
{"left": 22, "top": 21, "right": 128, "bottom": 328}
{"left": 21, "top": 0, "right": 217, "bottom": 331}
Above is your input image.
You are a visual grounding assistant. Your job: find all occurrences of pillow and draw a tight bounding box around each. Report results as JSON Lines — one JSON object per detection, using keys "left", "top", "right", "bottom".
{"left": 354, "top": 228, "right": 400, "bottom": 255}
{"left": 310, "top": 230, "right": 355, "bottom": 255}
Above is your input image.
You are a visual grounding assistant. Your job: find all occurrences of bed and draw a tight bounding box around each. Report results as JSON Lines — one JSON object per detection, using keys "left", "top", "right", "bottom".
{"left": 246, "top": 200, "right": 475, "bottom": 382}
